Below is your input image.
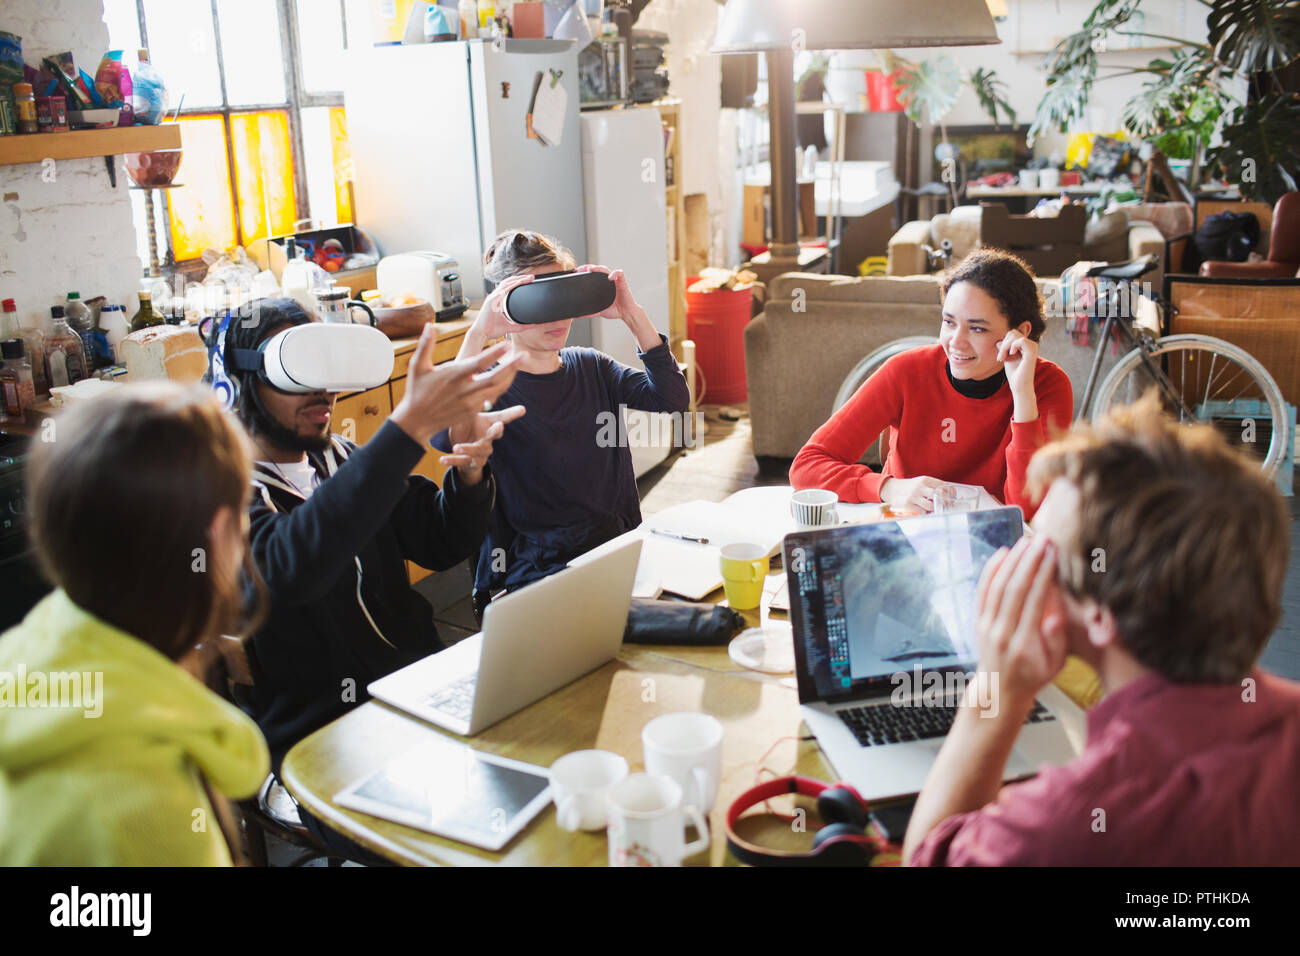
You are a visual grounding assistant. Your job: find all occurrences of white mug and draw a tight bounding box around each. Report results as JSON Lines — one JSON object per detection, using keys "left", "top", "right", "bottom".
{"left": 1039, "top": 167, "right": 1061, "bottom": 190}
{"left": 642, "top": 712, "right": 723, "bottom": 813}
{"left": 1018, "top": 169, "right": 1040, "bottom": 189}
{"left": 790, "top": 489, "right": 838, "bottom": 530}
{"left": 606, "top": 773, "right": 710, "bottom": 867}
{"left": 549, "top": 749, "right": 628, "bottom": 832}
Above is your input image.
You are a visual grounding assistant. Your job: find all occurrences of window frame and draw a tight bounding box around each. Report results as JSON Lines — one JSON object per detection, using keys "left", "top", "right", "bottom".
{"left": 131, "top": 0, "right": 348, "bottom": 267}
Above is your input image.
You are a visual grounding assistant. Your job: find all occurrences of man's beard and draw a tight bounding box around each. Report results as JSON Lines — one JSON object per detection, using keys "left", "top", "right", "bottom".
{"left": 250, "top": 394, "right": 332, "bottom": 455}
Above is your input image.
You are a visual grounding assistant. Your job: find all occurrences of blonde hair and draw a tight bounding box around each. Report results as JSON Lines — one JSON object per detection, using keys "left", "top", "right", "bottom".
{"left": 1027, "top": 392, "right": 1288, "bottom": 682}
{"left": 483, "top": 229, "right": 575, "bottom": 284}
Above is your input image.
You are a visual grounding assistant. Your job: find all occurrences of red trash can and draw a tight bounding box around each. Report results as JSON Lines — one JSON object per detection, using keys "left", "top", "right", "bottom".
{"left": 686, "top": 275, "right": 753, "bottom": 405}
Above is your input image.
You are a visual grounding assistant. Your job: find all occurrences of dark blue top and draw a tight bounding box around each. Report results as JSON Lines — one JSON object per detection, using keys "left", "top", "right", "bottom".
{"left": 442, "top": 334, "right": 689, "bottom": 593}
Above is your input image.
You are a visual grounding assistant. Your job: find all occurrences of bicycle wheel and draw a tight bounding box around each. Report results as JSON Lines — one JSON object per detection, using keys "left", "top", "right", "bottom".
{"left": 1089, "top": 333, "right": 1291, "bottom": 475}
{"left": 833, "top": 336, "right": 936, "bottom": 468}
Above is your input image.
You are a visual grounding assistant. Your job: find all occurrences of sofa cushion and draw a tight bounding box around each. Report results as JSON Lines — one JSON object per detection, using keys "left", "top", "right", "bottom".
{"left": 930, "top": 205, "right": 982, "bottom": 259}
{"left": 1082, "top": 209, "right": 1130, "bottom": 262}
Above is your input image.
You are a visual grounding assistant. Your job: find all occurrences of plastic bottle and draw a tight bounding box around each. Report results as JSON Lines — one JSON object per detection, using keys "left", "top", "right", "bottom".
{"left": 1, "top": 338, "right": 35, "bottom": 421}
{"left": 280, "top": 239, "right": 315, "bottom": 311}
{"left": 477, "top": 0, "right": 495, "bottom": 29}
{"left": 130, "top": 48, "right": 168, "bottom": 125}
{"left": 98, "top": 303, "right": 129, "bottom": 362}
{"left": 44, "top": 306, "right": 88, "bottom": 388}
{"left": 4, "top": 299, "right": 48, "bottom": 396}
{"left": 65, "top": 291, "right": 96, "bottom": 360}
{"left": 459, "top": 0, "right": 479, "bottom": 38}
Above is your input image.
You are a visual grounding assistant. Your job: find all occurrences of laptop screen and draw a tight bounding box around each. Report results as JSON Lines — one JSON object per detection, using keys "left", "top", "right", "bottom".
{"left": 785, "top": 507, "right": 1024, "bottom": 704}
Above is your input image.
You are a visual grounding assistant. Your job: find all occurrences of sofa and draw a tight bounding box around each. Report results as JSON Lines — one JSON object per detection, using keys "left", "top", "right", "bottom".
{"left": 744, "top": 272, "right": 1122, "bottom": 462}
{"left": 887, "top": 203, "right": 1177, "bottom": 290}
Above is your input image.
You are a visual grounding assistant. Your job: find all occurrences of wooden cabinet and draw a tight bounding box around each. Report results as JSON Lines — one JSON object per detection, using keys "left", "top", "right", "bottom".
{"left": 332, "top": 384, "right": 391, "bottom": 445}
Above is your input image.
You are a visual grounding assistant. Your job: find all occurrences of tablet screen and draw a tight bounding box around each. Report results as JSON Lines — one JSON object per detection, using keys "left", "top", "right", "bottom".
{"left": 335, "top": 736, "right": 552, "bottom": 852}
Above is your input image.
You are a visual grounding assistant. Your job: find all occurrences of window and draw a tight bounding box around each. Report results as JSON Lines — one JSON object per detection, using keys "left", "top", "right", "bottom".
{"left": 104, "top": 0, "right": 354, "bottom": 270}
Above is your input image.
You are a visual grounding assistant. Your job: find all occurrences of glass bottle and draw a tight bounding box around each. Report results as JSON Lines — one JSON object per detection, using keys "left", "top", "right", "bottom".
{"left": 4, "top": 299, "right": 48, "bottom": 396}
{"left": 45, "top": 306, "right": 88, "bottom": 388}
{"left": 128, "top": 290, "right": 164, "bottom": 333}
{"left": 1, "top": 339, "right": 35, "bottom": 421}
{"left": 13, "top": 82, "right": 36, "bottom": 134}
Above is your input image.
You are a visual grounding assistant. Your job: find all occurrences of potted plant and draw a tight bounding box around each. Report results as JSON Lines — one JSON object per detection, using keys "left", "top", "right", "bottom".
{"left": 1028, "top": 0, "right": 1300, "bottom": 203}
{"left": 880, "top": 51, "right": 1017, "bottom": 205}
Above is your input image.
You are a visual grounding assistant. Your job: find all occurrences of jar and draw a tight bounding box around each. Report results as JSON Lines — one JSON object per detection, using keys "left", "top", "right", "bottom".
{"left": 13, "top": 82, "right": 36, "bottom": 134}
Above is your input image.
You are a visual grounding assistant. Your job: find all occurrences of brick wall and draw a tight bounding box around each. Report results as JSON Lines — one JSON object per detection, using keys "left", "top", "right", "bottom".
{"left": 0, "top": 0, "right": 143, "bottom": 336}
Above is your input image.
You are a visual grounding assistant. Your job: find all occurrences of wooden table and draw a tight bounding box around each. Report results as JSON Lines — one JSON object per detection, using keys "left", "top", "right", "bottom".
{"left": 280, "top": 597, "right": 875, "bottom": 867}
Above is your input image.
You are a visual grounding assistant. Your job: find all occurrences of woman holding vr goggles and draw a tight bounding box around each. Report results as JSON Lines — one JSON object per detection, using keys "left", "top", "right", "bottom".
{"left": 450, "top": 229, "right": 690, "bottom": 615}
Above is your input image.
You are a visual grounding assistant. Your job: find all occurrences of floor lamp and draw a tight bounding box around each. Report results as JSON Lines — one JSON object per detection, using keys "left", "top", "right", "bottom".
{"left": 712, "top": 0, "right": 1000, "bottom": 278}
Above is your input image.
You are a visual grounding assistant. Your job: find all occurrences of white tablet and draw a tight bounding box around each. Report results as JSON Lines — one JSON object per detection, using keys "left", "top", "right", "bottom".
{"left": 334, "top": 736, "right": 552, "bottom": 852}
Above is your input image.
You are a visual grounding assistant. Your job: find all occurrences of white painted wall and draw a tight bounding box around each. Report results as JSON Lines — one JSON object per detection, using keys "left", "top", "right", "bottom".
{"left": 0, "top": 0, "right": 143, "bottom": 337}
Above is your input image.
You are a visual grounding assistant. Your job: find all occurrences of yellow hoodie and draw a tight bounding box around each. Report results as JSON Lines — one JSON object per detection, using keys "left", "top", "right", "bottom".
{"left": 0, "top": 590, "right": 269, "bottom": 865}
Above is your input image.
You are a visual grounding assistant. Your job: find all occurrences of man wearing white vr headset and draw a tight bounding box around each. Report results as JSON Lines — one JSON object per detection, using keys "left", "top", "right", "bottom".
{"left": 216, "top": 298, "right": 523, "bottom": 856}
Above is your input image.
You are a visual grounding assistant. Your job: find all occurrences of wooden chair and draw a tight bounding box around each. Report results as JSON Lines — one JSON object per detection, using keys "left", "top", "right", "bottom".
{"left": 1164, "top": 198, "right": 1275, "bottom": 277}
{"left": 978, "top": 201, "right": 1087, "bottom": 276}
{"left": 1163, "top": 273, "right": 1300, "bottom": 409}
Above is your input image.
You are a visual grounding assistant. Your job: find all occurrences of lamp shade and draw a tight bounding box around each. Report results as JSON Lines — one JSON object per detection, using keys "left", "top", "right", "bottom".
{"left": 711, "top": 0, "right": 1000, "bottom": 53}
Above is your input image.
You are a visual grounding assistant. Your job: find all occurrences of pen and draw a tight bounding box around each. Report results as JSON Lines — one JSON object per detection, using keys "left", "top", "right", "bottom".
{"left": 650, "top": 528, "right": 710, "bottom": 544}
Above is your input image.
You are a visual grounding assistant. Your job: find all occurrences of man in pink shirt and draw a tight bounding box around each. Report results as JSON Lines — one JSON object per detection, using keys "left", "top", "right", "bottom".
{"left": 904, "top": 394, "right": 1300, "bottom": 866}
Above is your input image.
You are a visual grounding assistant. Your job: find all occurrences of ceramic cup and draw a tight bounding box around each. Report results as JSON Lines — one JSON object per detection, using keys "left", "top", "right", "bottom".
{"left": 549, "top": 749, "right": 629, "bottom": 832}
{"left": 790, "top": 488, "right": 838, "bottom": 530}
{"left": 606, "top": 773, "right": 710, "bottom": 867}
{"left": 1018, "top": 169, "right": 1040, "bottom": 189}
{"left": 719, "top": 542, "right": 769, "bottom": 610}
{"left": 1038, "top": 167, "right": 1061, "bottom": 190}
{"left": 642, "top": 712, "right": 724, "bottom": 813}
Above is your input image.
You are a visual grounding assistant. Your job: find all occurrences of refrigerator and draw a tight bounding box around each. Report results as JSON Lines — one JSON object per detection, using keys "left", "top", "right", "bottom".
{"left": 343, "top": 39, "right": 587, "bottom": 301}
{"left": 579, "top": 107, "right": 674, "bottom": 476}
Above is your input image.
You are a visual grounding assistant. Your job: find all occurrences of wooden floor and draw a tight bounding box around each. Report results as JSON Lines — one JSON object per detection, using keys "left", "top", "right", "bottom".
{"left": 420, "top": 406, "right": 1300, "bottom": 681}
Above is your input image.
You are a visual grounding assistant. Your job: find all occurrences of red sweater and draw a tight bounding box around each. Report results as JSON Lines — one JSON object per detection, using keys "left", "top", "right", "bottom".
{"left": 790, "top": 345, "right": 1073, "bottom": 518}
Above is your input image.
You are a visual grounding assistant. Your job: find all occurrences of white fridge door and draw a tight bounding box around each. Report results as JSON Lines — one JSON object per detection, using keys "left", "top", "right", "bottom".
{"left": 580, "top": 108, "right": 673, "bottom": 477}
{"left": 470, "top": 40, "right": 587, "bottom": 301}
{"left": 343, "top": 43, "right": 482, "bottom": 283}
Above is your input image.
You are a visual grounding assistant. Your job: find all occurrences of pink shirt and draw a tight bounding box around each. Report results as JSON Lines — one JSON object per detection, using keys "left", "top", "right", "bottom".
{"left": 912, "top": 670, "right": 1300, "bottom": 865}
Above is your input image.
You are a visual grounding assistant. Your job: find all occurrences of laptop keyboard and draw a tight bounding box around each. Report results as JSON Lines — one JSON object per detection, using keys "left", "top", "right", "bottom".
{"left": 837, "top": 699, "right": 1054, "bottom": 747}
{"left": 424, "top": 675, "right": 477, "bottom": 722}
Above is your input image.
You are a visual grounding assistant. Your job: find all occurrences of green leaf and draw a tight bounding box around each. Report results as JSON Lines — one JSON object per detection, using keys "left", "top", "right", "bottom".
{"left": 1207, "top": 0, "right": 1300, "bottom": 73}
{"left": 1029, "top": 65, "right": 1095, "bottom": 143}
{"left": 970, "top": 67, "right": 1017, "bottom": 128}
{"left": 1205, "top": 93, "right": 1300, "bottom": 203}
{"left": 892, "top": 56, "right": 962, "bottom": 126}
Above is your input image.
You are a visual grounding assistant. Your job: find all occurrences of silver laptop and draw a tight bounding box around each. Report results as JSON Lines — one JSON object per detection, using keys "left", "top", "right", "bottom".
{"left": 369, "top": 539, "right": 642, "bottom": 736}
{"left": 785, "top": 508, "right": 1078, "bottom": 802}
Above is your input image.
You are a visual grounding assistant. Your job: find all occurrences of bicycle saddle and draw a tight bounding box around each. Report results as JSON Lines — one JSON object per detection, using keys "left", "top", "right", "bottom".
{"left": 1085, "top": 255, "right": 1159, "bottom": 281}
{"left": 504, "top": 270, "right": 618, "bottom": 324}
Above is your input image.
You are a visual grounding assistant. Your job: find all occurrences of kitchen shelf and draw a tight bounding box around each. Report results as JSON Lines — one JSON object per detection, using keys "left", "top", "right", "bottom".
{"left": 0, "top": 123, "right": 180, "bottom": 167}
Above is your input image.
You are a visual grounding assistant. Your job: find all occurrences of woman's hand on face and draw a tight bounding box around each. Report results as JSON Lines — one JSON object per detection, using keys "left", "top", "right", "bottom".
{"left": 575, "top": 264, "right": 639, "bottom": 322}
{"left": 998, "top": 330, "right": 1038, "bottom": 397}
{"left": 879, "top": 475, "right": 947, "bottom": 513}
{"left": 477, "top": 274, "right": 534, "bottom": 338}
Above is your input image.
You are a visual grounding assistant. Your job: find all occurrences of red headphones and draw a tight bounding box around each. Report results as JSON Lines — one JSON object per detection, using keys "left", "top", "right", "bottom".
{"left": 725, "top": 776, "right": 883, "bottom": 866}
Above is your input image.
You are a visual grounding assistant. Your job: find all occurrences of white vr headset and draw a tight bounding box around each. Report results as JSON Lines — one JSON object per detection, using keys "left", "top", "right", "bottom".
{"left": 226, "top": 323, "right": 395, "bottom": 393}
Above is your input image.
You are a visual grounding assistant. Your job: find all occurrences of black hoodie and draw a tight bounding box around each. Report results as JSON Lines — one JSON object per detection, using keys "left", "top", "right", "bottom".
{"left": 240, "top": 419, "right": 493, "bottom": 769}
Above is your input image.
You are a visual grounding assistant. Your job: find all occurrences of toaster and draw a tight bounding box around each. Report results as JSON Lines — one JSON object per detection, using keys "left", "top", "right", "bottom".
{"left": 376, "top": 251, "right": 468, "bottom": 321}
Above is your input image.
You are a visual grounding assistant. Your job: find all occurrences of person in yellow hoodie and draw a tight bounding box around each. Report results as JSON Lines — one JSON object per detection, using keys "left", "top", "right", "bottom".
{"left": 0, "top": 382, "right": 269, "bottom": 866}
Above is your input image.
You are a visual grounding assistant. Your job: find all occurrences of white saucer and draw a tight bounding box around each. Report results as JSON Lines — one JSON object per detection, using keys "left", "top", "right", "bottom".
{"left": 728, "top": 622, "right": 796, "bottom": 675}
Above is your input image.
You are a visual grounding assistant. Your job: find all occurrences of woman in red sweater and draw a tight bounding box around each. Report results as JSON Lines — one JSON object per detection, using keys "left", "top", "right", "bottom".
{"left": 791, "top": 248, "right": 1073, "bottom": 518}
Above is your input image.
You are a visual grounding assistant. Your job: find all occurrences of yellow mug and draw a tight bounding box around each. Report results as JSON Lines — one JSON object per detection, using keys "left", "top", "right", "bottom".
{"left": 719, "top": 543, "right": 770, "bottom": 610}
